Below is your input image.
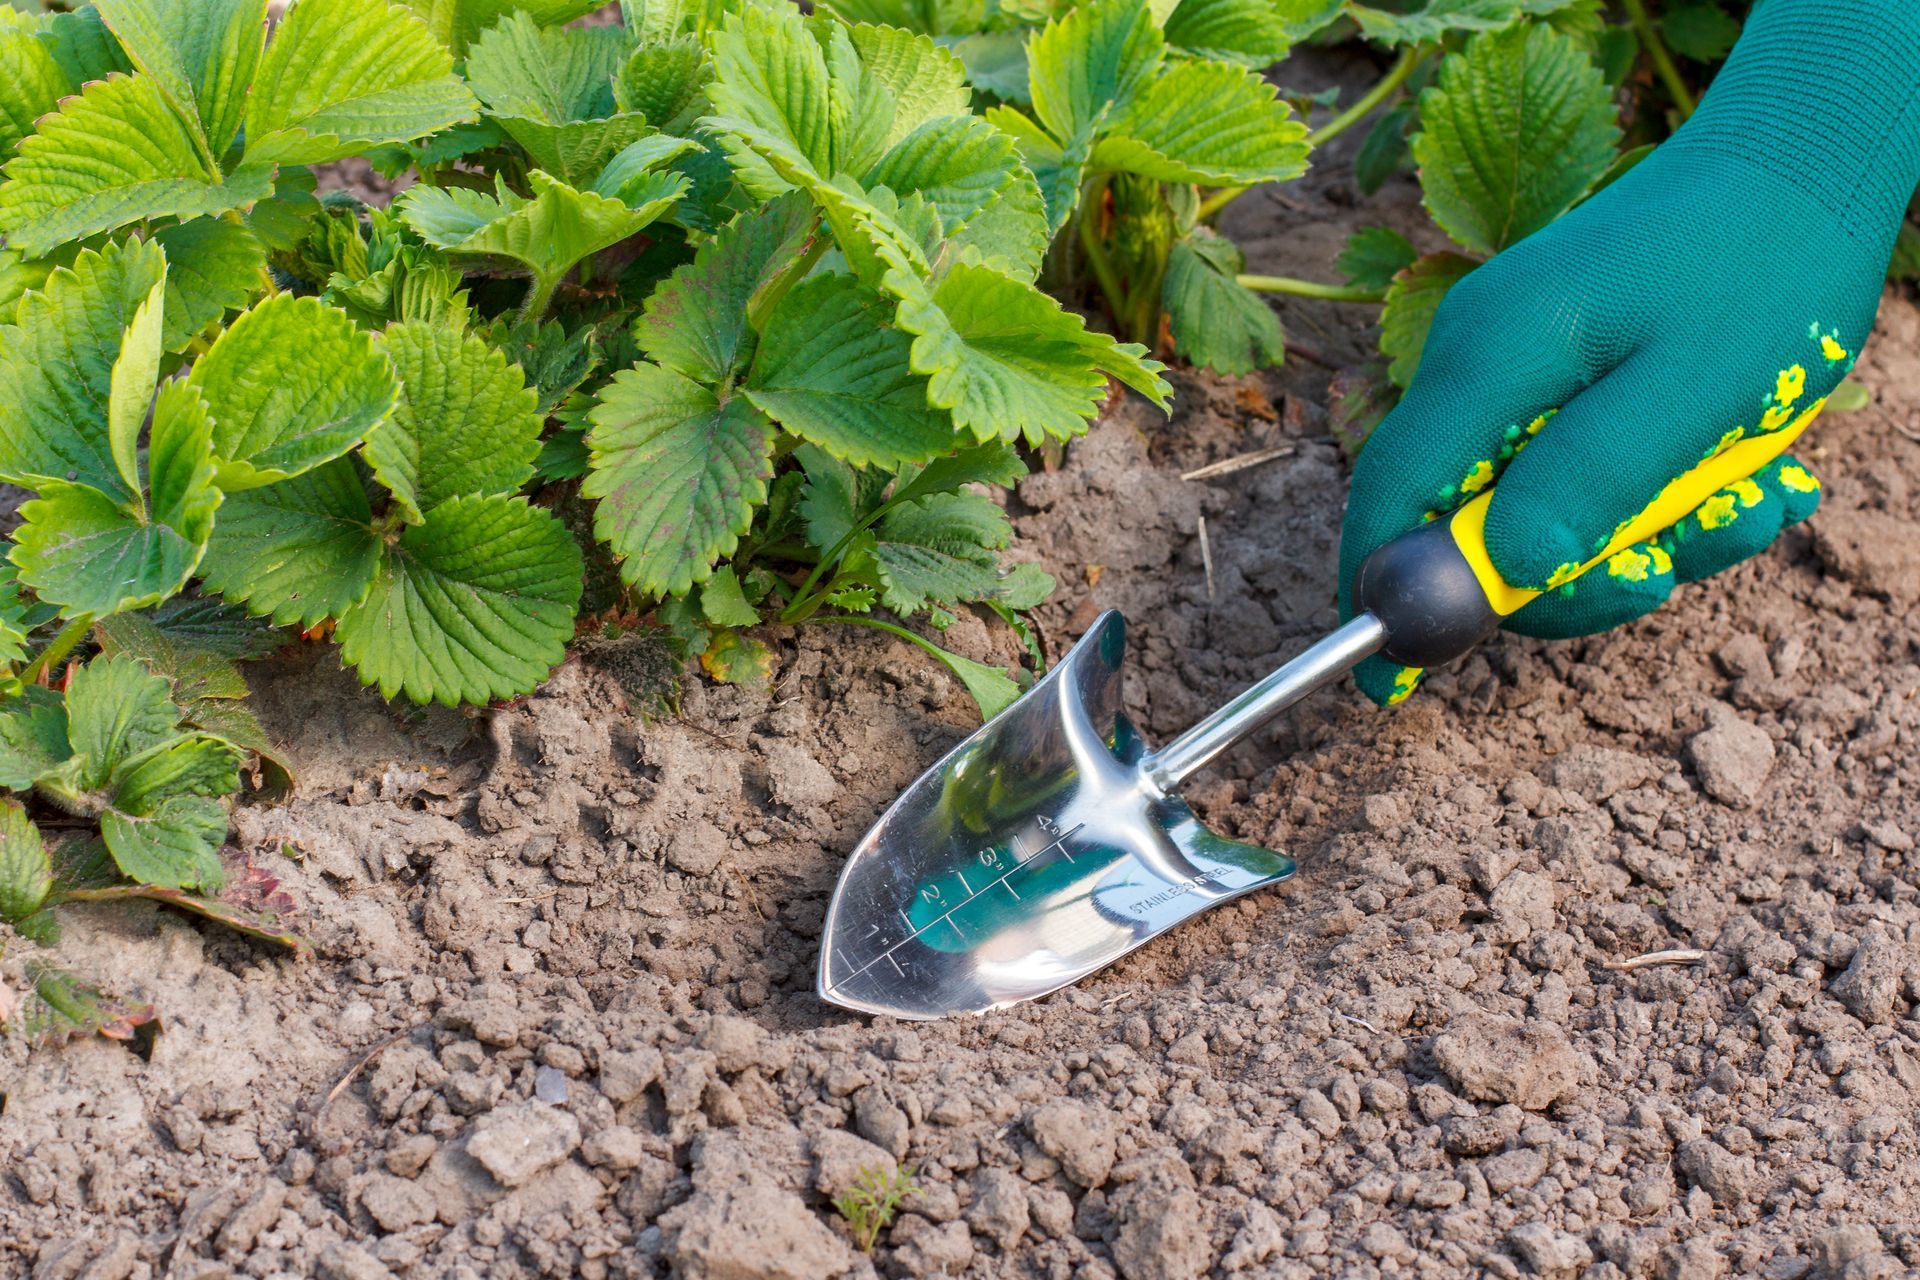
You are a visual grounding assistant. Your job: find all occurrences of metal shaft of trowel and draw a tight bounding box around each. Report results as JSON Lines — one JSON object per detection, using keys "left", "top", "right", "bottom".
{"left": 1140, "top": 613, "right": 1388, "bottom": 793}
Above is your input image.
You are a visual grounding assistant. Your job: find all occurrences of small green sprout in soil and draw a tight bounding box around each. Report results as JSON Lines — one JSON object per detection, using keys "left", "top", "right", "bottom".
{"left": 833, "top": 1162, "right": 920, "bottom": 1252}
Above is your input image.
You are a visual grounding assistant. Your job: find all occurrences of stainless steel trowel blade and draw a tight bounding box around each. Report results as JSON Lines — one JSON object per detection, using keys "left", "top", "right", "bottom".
{"left": 817, "top": 611, "right": 1296, "bottom": 1020}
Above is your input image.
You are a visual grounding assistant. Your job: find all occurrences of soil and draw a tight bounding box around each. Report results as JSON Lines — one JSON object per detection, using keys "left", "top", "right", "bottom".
{"left": 7, "top": 47, "right": 1920, "bottom": 1280}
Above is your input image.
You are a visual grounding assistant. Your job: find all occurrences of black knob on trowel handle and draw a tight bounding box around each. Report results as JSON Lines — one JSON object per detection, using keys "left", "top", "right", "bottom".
{"left": 1353, "top": 516, "right": 1502, "bottom": 669}
{"left": 1351, "top": 415, "right": 1815, "bottom": 670}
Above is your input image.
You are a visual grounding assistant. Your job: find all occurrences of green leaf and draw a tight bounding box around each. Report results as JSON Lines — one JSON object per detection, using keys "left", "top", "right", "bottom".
{"left": 40, "top": 6, "right": 134, "bottom": 87}
{"left": 1380, "top": 250, "right": 1478, "bottom": 388}
{"left": 335, "top": 494, "right": 582, "bottom": 705}
{"left": 981, "top": 105, "right": 1083, "bottom": 233}
{"left": 94, "top": 0, "right": 268, "bottom": 156}
{"left": 1337, "top": 225, "right": 1418, "bottom": 292}
{"left": 143, "top": 597, "right": 287, "bottom": 660}
{"left": 13, "top": 380, "right": 222, "bottom": 619}
{"left": 705, "top": 3, "right": 837, "bottom": 181}
{"left": 1026, "top": 0, "right": 1161, "bottom": 143}
{"left": 929, "top": 642, "right": 1021, "bottom": 719}
{"left": 244, "top": 0, "right": 478, "bottom": 166}
{"left": 871, "top": 490, "right": 1008, "bottom": 613}
{"left": 952, "top": 31, "right": 1030, "bottom": 105}
{"left": 196, "top": 459, "right": 382, "bottom": 628}
{"left": 0, "top": 796, "right": 49, "bottom": 925}
{"left": 398, "top": 171, "right": 682, "bottom": 313}
{"left": 0, "top": 237, "right": 167, "bottom": 502}
{"left": 993, "top": 561, "right": 1054, "bottom": 610}
{"left": 890, "top": 441, "right": 1026, "bottom": 509}
{"left": 632, "top": 193, "right": 815, "bottom": 383}
{"left": 1163, "top": 0, "right": 1293, "bottom": 67}
{"left": 865, "top": 113, "right": 1028, "bottom": 239}
{"left": 699, "top": 565, "right": 761, "bottom": 626}
{"left": 1163, "top": 227, "right": 1284, "bottom": 376}
{"left": 1353, "top": 101, "right": 1412, "bottom": 196}
{"left": 367, "top": 321, "right": 541, "bottom": 523}
{"left": 65, "top": 654, "right": 181, "bottom": 789}
{"left": 818, "top": 0, "right": 987, "bottom": 34}
{"left": 1662, "top": 3, "right": 1739, "bottom": 62}
{"left": 403, "top": 0, "right": 606, "bottom": 52}
{"left": 153, "top": 218, "right": 268, "bottom": 352}
{"left": 845, "top": 23, "right": 972, "bottom": 157}
{"left": 186, "top": 292, "right": 398, "bottom": 490}
{"left": 796, "top": 444, "right": 886, "bottom": 553}
{"left": 744, "top": 273, "right": 953, "bottom": 469}
{"left": 584, "top": 361, "right": 775, "bottom": 596}
{"left": 1092, "top": 58, "right": 1308, "bottom": 186}
{"left": 888, "top": 256, "right": 1168, "bottom": 445}
{"left": 0, "top": 16, "right": 70, "bottom": 165}
{"left": 1348, "top": 0, "right": 1581, "bottom": 45}
{"left": 615, "top": 37, "right": 712, "bottom": 134}
{"left": 466, "top": 12, "right": 649, "bottom": 183}
{"left": 0, "top": 686, "right": 71, "bottom": 791}
{"left": 1411, "top": 23, "right": 1619, "bottom": 256}
{"left": 464, "top": 11, "right": 629, "bottom": 124}
{"left": 18, "top": 963, "right": 158, "bottom": 1047}
{"left": 592, "top": 133, "right": 699, "bottom": 204}
{"left": 0, "top": 72, "right": 274, "bottom": 257}
{"left": 699, "top": 627, "right": 774, "bottom": 686}
{"left": 101, "top": 786, "right": 231, "bottom": 890}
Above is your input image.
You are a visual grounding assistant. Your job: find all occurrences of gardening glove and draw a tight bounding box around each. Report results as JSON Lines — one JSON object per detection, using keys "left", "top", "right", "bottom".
{"left": 1338, "top": 0, "right": 1920, "bottom": 706}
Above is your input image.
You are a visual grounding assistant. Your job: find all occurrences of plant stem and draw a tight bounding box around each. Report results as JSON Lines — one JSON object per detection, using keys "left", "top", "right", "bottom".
{"left": 1199, "top": 46, "right": 1428, "bottom": 221}
{"left": 519, "top": 271, "right": 562, "bottom": 324}
{"left": 22, "top": 614, "right": 92, "bottom": 686}
{"left": 781, "top": 506, "right": 892, "bottom": 624}
{"left": 1622, "top": 0, "right": 1696, "bottom": 119}
{"left": 747, "top": 232, "right": 830, "bottom": 334}
{"left": 1075, "top": 174, "right": 1129, "bottom": 329}
{"left": 1237, "top": 274, "right": 1386, "bottom": 303}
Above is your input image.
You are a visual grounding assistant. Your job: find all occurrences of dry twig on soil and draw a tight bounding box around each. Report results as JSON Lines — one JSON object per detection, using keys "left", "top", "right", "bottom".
{"left": 1599, "top": 948, "right": 1709, "bottom": 972}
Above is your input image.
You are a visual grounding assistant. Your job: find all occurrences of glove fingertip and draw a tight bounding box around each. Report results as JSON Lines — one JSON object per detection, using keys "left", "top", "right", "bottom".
{"left": 1769, "top": 456, "right": 1823, "bottom": 525}
{"left": 1355, "top": 655, "right": 1424, "bottom": 709}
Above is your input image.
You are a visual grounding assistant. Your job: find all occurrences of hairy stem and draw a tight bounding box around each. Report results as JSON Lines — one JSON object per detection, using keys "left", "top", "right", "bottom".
{"left": 22, "top": 614, "right": 93, "bottom": 686}
{"left": 1237, "top": 274, "right": 1386, "bottom": 303}
{"left": 747, "top": 232, "right": 830, "bottom": 334}
{"left": 518, "top": 271, "right": 563, "bottom": 324}
{"left": 1622, "top": 0, "right": 1697, "bottom": 119}
{"left": 1199, "top": 45, "right": 1428, "bottom": 221}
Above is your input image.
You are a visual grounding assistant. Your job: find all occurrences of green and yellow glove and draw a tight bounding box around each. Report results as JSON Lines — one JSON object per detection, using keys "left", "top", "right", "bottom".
{"left": 1339, "top": 0, "right": 1920, "bottom": 706}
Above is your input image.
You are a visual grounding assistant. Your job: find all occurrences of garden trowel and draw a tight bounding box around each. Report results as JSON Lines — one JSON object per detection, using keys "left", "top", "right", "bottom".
{"left": 816, "top": 426, "right": 1809, "bottom": 1018}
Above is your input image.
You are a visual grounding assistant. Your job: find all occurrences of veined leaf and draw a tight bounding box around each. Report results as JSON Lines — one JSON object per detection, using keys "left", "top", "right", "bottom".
{"left": 65, "top": 654, "right": 181, "bottom": 790}
{"left": 40, "top": 7, "right": 135, "bottom": 88}
{"left": 1163, "top": 227, "right": 1284, "bottom": 376}
{"left": 1349, "top": 0, "right": 1585, "bottom": 45}
{"left": 1093, "top": 58, "right": 1308, "bottom": 186}
{"left": 888, "top": 256, "right": 1168, "bottom": 444}
{"left": 0, "top": 73, "right": 275, "bottom": 257}
{"left": 335, "top": 494, "right": 582, "bottom": 706}
{"left": 152, "top": 218, "right": 269, "bottom": 352}
{"left": 94, "top": 0, "right": 269, "bottom": 157}
{"left": 866, "top": 113, "right": 1026, "bottom": 239}
{"left": 186, "top": 292, "right": 398, "bottom": 490}
{"left": 1380, "top": 250, "right": 1478, "bottom": 388}
{"left": 942, "top": 162, "right": 1050, "bottom": 282}
{"left": 796, "top": 444, "right": 888, "bottom": 554}
{"left": 1026, "top": 0, "right": 1161, "bottom": 143}
{"left": 402, "top": 0, "right": 606, "bottom": 52}
{"left": 100, "top": 734, "right": 238, "bottom": 889}
{"left": 631, "top": 193, "right": 814, "bottom": 384}
{"left": 1163, "top": 0, "right": 1293, "bottom": 67}
{"left": 0, "top": 238, "right": 167, "bottom": 503}
{"left": 585, "top": 361, "right": 774, "bottom": 596}
{"left": 244, "top": 0, "right": 478, "bottom": 166}
{"left": 1411, "top": 23, "right": 1619, "bottom": 254}
{"left": 818, "top": 0, "right": 987, "bottom": 34}
{"left": 744, "top": 273, "right": 953, "bottom": 469}
{"left": 982, "top": 105, "right": 1084, "bottom": 234}
{"left": 14, "top": 381, "right": 222, "bottom": 619}
{"left": 952, "top": 30, "right": 1031, "bottom": 105}
{"left": 614, "top": 37, "right": 712, "bottom": 134}
{"left": 197, "top": 458, "right": 382, "bottom": 628}
{"left": 845, "top": 23, "right": 971, "bottom": 157}
{"left": 922, "top": 641, "right": 1020, "bottom": 719}
{"left": 592, "top": 133, "right": 699, "bottom": 205}
{"left": 368, "top": 321, "right": 542, "bottom": 523}
{"left": 705, "top": 3, "right": 838, "bottom": 182}
{"left": 0, "top": 686, "right": 71, "bottom": 792}
{"left": 698, "top": 564, "right": 760, "bottom": 626}
{"left": 1337, "top": 224, "right": 1417, "bottom": 292}
{"left": 871, "top": 490, "right": 1008, "bottom": 613}
{"left": 398, "top": 171, "right": 683, "bottom": 314}
{"left": 0, "top": 796, "right": 49, "bottom": 927}
{"left": 19, "top": 963, "right": 158, "bottom": 1047}
{"left": 465, "top": 11, "right": 629, "bottom": 124}
{"left": 0, "top": 16, "right": 69, "bottom": 165}
{"left": 890, "top": 441, "right": 1026, "bottom": 509}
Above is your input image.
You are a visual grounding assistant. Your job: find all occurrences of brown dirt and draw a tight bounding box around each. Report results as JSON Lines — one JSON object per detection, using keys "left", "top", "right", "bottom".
{"left": 7, "top": 66, "right": 1920, "bottom": 1280}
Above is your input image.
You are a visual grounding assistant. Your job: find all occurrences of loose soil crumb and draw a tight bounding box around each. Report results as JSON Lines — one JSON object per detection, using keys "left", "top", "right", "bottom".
{"left": 7, "top": 99, "right": 1920, "bottom": 1280}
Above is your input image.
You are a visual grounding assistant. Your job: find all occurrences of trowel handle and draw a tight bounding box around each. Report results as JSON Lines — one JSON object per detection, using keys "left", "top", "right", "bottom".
{"left": 1353, "top": 416, "right": 1812, "bottom": 669}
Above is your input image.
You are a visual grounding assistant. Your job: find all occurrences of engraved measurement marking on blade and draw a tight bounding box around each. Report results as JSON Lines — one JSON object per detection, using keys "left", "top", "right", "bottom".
{"left": 828, "top": 823, "right": 1088, "bottom": 991}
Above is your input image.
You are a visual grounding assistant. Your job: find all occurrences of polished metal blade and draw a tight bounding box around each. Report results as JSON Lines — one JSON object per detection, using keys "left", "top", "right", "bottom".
{"left": 817, "top": 611, "right": 1307, "bottom": 1019}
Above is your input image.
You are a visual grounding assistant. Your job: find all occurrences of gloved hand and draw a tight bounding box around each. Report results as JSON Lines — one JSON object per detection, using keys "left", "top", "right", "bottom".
{"left": 1339, "top": 0, "right": 1920, "bottom": 706}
